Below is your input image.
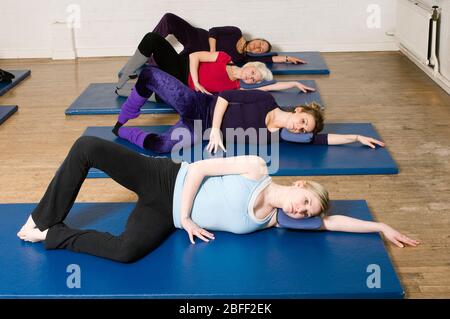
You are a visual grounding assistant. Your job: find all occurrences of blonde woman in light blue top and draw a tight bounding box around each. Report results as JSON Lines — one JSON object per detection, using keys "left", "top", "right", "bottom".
{"left": 174, "top": 155, "right": 419, "bottom": 250}
{"left": 19, "top": 137, "right": 419, "bottom": 263}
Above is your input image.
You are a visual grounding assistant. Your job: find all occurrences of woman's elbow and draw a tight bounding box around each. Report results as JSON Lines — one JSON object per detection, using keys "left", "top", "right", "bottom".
{"left": 249, "top": 156, "right": 268, "bottom": 174}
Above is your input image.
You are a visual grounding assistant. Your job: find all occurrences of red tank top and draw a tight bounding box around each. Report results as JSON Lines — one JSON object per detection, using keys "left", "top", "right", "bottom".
{"left": 188, "top": 52, "right": 240, "bottom": 93}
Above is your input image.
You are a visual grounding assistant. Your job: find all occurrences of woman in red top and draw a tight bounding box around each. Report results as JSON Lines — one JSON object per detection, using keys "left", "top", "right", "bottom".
{"left": 188, "top": 51, "right": 315, "bottom": 95}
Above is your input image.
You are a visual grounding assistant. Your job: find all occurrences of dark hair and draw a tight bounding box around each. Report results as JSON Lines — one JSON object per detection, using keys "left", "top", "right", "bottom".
{"left": 245, "top": 38, "right": 272, "bottom": 53}
{"left": 284, "top": 102, "right": 325, "bottom": 134}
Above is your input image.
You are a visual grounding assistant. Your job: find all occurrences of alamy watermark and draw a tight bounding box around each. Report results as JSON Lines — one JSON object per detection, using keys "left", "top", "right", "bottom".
{"left": 366, "top": 264, "right": 381, "bottom": 289}
{"left": 66, "top": 4, "right": 81, "bottom": 29}
{"left": 366, "top": 4, "right": 381, "bottom": 29}
{"left": 66, "top": 264, "right": 81, "bottom": 289}
{"left": 167, "top": 120, "right": 280, "bottom": 174}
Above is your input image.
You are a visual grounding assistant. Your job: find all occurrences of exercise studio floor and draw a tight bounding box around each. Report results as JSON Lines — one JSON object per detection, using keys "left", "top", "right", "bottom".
{"left": 0, "top": 51, "right": 449, "bottom": 299}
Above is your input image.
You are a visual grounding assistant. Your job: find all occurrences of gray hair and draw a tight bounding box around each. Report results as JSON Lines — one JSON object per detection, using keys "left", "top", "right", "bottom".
{"left": 242, "top": 61, "right": 273, "bottom": 82}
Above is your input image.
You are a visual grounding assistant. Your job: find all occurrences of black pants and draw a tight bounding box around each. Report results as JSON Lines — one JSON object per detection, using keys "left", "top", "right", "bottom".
{"left": 138, "top": 32, "right": 189, "bottom": 85}
{"left": 31, "top": 136, "right": 181, "bottom": 263}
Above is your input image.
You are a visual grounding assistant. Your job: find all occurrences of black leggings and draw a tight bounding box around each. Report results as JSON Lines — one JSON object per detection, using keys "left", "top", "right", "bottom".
{"left": 31, "top": 136, "right": 181, "bottom": 263}
{"left": 138, "top": 32, "right": 189, "bottom": 84}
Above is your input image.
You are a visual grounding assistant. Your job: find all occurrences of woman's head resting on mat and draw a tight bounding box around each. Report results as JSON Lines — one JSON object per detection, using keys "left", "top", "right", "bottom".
{"left": 279, "top": 180, "right": 329, "bottom": 219}
{"left": 240, "top": 62, "right": 273, "bottom": 84}
{"left": 282, "top": 102, "right": 324, "bottom": 134}
{"left": 245, "top": 38, "right": 272, "bottom": 54}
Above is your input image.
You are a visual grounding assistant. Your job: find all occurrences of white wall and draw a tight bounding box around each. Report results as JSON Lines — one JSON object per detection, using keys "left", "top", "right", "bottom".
{"left": 0, "top": 0, "right": 53, "bottom": 58}
{"left": 0, "top": 0, "right": 397, "bottom": 59}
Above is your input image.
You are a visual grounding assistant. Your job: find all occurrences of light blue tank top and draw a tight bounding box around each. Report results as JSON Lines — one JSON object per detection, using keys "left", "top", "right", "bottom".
{"left": 172, "top": 162, "right": 276, "bottom": 234}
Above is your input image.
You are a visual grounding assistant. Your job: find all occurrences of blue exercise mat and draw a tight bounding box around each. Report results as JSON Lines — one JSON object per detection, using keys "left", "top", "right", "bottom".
{"left": 82, "top": 123, "right": 398, "bottom": 178}
{"left": 119, "top": 52, "right": 330, "bottom": 76}
{"left": 0, "top": 70, "right": 31, "bottom": 96}
{"left": 270, "top": 80, "right": 323, "bottom": 107}
{"left": 65, "top": 81, "right": 323, "bottom": 115}
{"left": 0, "top": 105, "right": 18, "bottom": 125}
{"left": 0, "top": 200, "right": 403, "bottom": 298}
{"left": 269, "top": 52, "right": 330, "bottom": 75}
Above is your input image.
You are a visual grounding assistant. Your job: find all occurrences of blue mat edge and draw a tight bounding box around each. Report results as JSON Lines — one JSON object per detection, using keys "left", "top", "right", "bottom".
{"left": 0, "top": 70, "right": 31, "bottom": 96}
{"left": 270, "top": 51, "right": 330, "bottom": 75}
{"left": 272, "top": 69, "right": 330, "bottom": 75}
{"left": 87, "top": 166, "right": 399, "bottom": 178}
{"left": 0, "top": 105, "right": 18, "bottom": 125}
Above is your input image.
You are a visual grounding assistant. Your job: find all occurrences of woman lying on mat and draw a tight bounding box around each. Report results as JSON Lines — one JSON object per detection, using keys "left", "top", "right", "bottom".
{"left": 17, "top": 137, "right": 418, "bottom": 263}
{"left": 186, "top": 51, "right": 314, "bottom": 95}
{"left": 116, "top": 33, "right": 311, "bottom": 97}
{"left": 113, "top": 66, "right": 384, "bottom": 153}
{"left": 153, "top": 13, "right": 302, "bottom": 64}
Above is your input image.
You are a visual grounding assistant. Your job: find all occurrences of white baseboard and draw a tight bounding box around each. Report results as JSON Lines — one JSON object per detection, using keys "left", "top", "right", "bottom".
{"left": 0, "top": 48, "right": 52, "bottom": 59}
{"left": 75, "top": 41, "right": 399, "bottom": 57}
{"left": 399, "top": 46, "right": 450, "bottom": 95}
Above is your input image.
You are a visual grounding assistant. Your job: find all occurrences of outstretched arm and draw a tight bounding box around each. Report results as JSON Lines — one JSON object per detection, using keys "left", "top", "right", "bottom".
{"left": 255, "top": 81, "right": 315, "bottom": 93}
{"left": 327, "top": 134, "right": 385, "bottom": 148}
{"left": 189, "top": 51, "right": 219, "bottom": 94}
{"left": 322, "top": 215, "right": 419, "bottom": 248}
{"left": 180, "top": 156, "right": 267, "bottom": 243}
{"left": 271, "top": 55, "right": 306, "bottom": 64}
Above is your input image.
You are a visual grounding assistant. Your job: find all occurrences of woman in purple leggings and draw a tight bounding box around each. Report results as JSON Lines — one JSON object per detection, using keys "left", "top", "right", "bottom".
{"left": 113, "top": 66, "right": 385, "bottom": 154}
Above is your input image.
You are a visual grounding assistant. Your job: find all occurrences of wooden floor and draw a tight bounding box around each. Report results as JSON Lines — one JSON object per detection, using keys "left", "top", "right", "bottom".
{"left": 0, "top": 52, "right": 449, "bottom": 298}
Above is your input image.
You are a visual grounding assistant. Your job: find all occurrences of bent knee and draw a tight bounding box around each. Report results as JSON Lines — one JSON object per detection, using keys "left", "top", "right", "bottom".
{"left": 71, "top": 136, "right": 102, "bottom": 153}
{"left": 114, "top": 243, "right": 149, "bottom": 264}
{"left": 139, "top": 32, "right": 165, "bottom": 56}
{"left": 161, "top": 13, "right": 178, "bottom": 22}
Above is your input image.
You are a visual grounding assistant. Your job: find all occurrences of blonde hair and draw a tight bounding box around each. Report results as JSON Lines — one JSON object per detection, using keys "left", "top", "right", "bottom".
{"left": 242, "top": 61, "right": 273, "bottom": 82}
{"left": 303, "top": 181, "right": 330, "bottom": 216}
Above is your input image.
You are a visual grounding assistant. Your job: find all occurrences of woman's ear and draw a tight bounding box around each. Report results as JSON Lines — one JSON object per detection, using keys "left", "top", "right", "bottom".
{"left": 292, "top": 180, "right": 306, "bottom": 188}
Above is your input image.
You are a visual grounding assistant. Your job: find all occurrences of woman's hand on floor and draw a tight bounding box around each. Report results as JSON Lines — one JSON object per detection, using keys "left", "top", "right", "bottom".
{"left": 380, "top": 223, "right": 420, "bottom": 248}
{"left": 181, "top": 217, "right": 215, "bottom": 244}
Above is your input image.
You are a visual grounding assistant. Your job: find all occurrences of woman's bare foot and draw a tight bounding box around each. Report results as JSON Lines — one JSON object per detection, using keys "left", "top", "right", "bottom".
{"left": 17, "top": 215, "right": 37, "bottom": 238}
{"left": 18, "top": 228, "right": 48, "bottom": 243}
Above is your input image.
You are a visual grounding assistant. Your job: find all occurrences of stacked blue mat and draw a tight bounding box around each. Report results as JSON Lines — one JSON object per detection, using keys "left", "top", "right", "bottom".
{"left": 0, "top": 70, "right": 31, "bottom": 96}
{"left": 0, "top": 200, "right": 403, "bottom": 298}
{"left": 0, "top": 105, "right": 18, "bottom": 125}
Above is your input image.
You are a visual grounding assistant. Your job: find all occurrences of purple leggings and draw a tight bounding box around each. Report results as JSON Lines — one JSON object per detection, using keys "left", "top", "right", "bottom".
{"left": 153, "top": 13, "right": 209, "bottom": 57}
{"left": 116, "top": 66, "right": 215, "bottom": 153}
